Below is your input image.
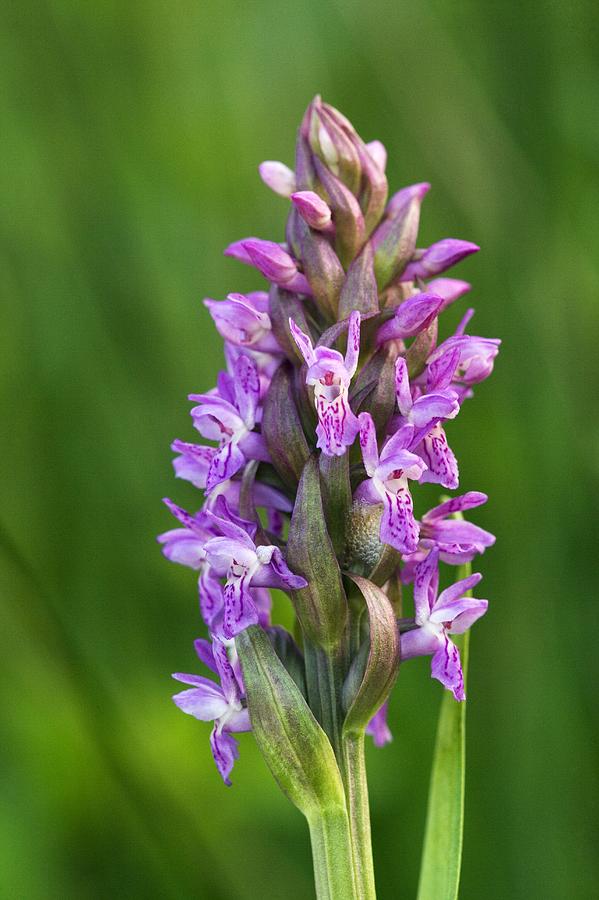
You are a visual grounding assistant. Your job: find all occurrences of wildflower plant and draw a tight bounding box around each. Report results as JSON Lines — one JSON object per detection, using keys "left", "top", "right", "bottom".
{"left": 159, "top": 97, "right": 499, "bottom": 899}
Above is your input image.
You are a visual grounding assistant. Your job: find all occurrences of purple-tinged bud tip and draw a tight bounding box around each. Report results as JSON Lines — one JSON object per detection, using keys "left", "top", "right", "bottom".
{"left": 365, "top": 140, "right": 387, "bottom": 172}
{"left": 291, "top": 191, "right": 332, "bottom": 231}
{"left": 258, "top": 161, "right": 296, "bottom": 198}
{"left": 377, "top": 292, "right": 443, "bottom": 344}
{"left": 387, "top": 182, "right": 431, "bottom": 216}
{"left": 401, "top": 239, "right": 480, "bottom": 282}
{"left": 225, "top": 238, "right": 312, "bottom": 295}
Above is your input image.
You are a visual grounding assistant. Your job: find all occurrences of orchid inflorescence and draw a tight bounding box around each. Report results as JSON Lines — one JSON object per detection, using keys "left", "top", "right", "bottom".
{"left": 159, "top": 96, "right": 498, "bottom": 898}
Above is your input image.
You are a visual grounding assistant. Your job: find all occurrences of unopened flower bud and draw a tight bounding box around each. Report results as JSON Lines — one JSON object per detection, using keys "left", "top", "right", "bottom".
{"left": 225, "top": 238, "right": 312, "bottom": 295}
{"left": 309, "top": 100, "right": 362, "bottom": 195}
{"left": 386, "top": 182, "right": 431, "bottom": 216}
{"left": 291, "top": 191, "right": 332, "bottom": 231}
{"left": 365, "top": 139, "right": 387, "bottom": 172}
{"left": 259, "top": 160, "right": 296, "bottom": 197}
{"left": 377, "top": 292, "right": 443, "bottom": 344}
{"left": 401, "top": 239, "right": 479, "bottom": 282}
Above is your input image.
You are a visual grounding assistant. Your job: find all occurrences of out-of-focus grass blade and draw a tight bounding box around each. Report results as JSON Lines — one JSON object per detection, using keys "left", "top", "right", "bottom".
{"left": 416, "top": 562, "right": 471, "bottom": 900}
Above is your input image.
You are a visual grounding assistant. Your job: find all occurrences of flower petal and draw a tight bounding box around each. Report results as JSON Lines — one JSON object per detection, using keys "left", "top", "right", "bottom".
{"left": 206, "top": 441, "right": 246, "bottom": 493}
{"left": 210, "top": 727, "right": 240, "bottom": 786}
{"left": 416, "top": 423, "right": 459, "bottom": 490}
{"left": 423, "top": 492, "right": 488, "bottom": 521}
{"left": 358, "top": 412, "right": 380, "bottom": 476}
{"left": 413, "top": 548, "right": 440, "bottom": 623}
{"left": 379, "top": 483, "right": 420, "bottom": 553}
{"left": 222, "top": 573, "right": 260, "bottom": 639}
{"left": 394, "top": 357, "right": 413, "bottom": 416}
{"left": 172, "top": 683, "right": 228, "bottom": 720}
{"left": 198, "top": 569, "right": 224, "bottom": 626}
{"left": 434, "top": 572, "right": 483, "bottom": 610}
{"left": 158, "top": 528, "right": 205, "bottom": 569}
{"left": 344, "top": 310, "right": 361, "bottom": 377}
{"left": 289, "top": 317, "right": 316, "bottom": 366}
{"left": 315, "top": 392, "right": 360, "bottom": 456}
{"left": 431, "top": 637, "right": 465, "bottom": 701}
{"left": 366, "top": 702, "right": 393, "bottom": 747}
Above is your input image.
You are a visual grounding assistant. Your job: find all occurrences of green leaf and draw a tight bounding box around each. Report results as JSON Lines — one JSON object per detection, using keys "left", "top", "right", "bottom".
{"left": 342, "top": 574, "right": 400, "bottom": 736}
{"left": 236, "top": 626, "right": 347, "bottom": 818}
{"left": 416, "top": 562, "right": 472, "bottom": 900}
{"left": 286, "top": 454, "right": 348, "bottom": 648}
{"left": 262, "top": 362, "right": 310, "bottom": 488}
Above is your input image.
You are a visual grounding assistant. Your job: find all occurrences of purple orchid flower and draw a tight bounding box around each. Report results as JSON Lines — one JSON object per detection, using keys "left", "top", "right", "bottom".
{"left": 401, "top": 549, "right": 487, "bottom": 700}
{"left": 172, "top": 637, "right": 251, "bottom": 785}
{"left": 170, "top": 438, "right": 292, "bottom": 518}
{"left": 223, "top": 343, "right": 282, "bottom": 400}
{"left": 188, "top": 353, "right": 269, "bottom": 493}
{"left": 225, "top": 238, "right": 312, "bottom": 295}
{"left": 157, "top": 499, "right": 225, "bottom": 626}
{"left": 401, "top": 492, "right": 496, "bottom": 582}
{"left": 289, "top": 311, "right": 361, "bottom": 457}
{"left": 400, "top": 239, "right": 479, "bottom": 282}
{"left": 355, "top": 412, "right": 427, "bottom": 553}
{"left": 203, "top": 498, "right": 307, "bottom": 639}
{"left": 427, "top": 330, "right": 501, "bottom": 386}
{"left": 204, "top": 292, "right": 282, "bottom": 354}
{"left": 395, "top": 355, "right": 461, "bottom": 490}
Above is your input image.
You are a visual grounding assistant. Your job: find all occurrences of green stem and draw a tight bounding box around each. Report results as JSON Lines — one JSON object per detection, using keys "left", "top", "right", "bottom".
{"left": 303, "top": 639, "right": 347, "bottom": 762}
{"left": 342, "top": 731, "right": 377, "bottom": 900}
{"left": 307, "top": 806, "right": 358, "bottom": 899}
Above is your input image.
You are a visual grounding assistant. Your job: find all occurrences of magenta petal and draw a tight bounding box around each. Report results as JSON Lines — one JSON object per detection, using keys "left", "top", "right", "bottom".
{"left": 194, "top": 637, "right": 217, "bottom": 673}
{"left": 394, "top": 357, "right": 413, "bottom": 416}
{"left": 289, "top": 317, "right": 316, "bottom": 366}
{"left": 358, "top": 412, "right": 380, "bottom": 476}
{"left": 416, "top": 424, "right": 459, "bottom": 490}
{"left": 431, "top": 637, "right": 465, "bottom": 701}
{"left": 210, "top": 727, "right": 240, "bottom": 786}
{"left": 424, "top": 491, "right": 488, "bottom": 521}
{"left": 410, "top": 393, "right": 459, "bottom": 428}
{"left": 267, "top": 547, "right": 308, "bottom": 591}
{"left": 366, "top": 702, "right": 393, "bottom": 747}
{"left": 426, "top": 347, "right": 461, "bottom": 392}
{"left": 222, "top": 575, "right": 260, "bottom": 639}
{"left": 400, "top": 626, "right": 438, "bottom": 660}
{"left": 344, "top": 311, "right": 361, "bottom": 377}
{"left": 198, "top": 570, "right": 224, "bottom": 627}
{"left": 206, "top": 441, "right": 246, "bottom": 493}
{"left": 158, "top": 529, "right": 205, "bottom": 569}
{"left": 413, "top": 548, "right": 439, "bottom": 623}
{"left": 435, "top": 572, "right": 483, "bottom": 609}
{"left": 380, "top": 484, "right": 420, "bottom": 553}
{"left": 426, "top": 278, "right": 471, "bottom": 310}
{"left": 315, "top": 393, "right": 360, "bottom": 456}
{"left": 171, "top": 683, "right": 228, "bottom": 720}
{"left": 436, "top": 598, "right": 488, "bottom": 634}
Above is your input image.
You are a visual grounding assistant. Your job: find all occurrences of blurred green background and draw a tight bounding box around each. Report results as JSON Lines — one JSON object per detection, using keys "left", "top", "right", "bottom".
{"left": 2, "top": 0, "right": 598, "bottom": 897}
